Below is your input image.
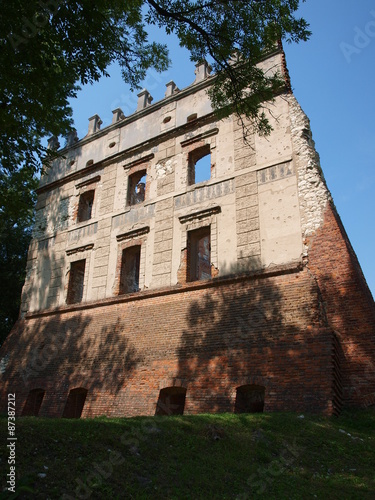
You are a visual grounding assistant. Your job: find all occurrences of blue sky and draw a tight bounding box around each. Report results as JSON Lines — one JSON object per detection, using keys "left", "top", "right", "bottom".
{"left": 68, "top": 0, "right": 375, "bottom": 297}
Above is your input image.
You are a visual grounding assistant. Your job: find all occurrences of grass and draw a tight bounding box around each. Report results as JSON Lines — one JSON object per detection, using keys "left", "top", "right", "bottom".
{"left": 0, "top": 409, "right": 374, "bottom": 499}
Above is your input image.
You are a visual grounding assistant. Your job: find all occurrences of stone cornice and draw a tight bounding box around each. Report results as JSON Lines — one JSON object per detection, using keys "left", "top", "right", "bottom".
{"left": 178, "top": 206, "right": 221, "bottom": 224}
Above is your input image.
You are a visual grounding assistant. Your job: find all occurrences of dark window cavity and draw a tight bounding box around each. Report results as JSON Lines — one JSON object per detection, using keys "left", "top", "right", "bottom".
{"left": 67, "top": 259, "right": 85, "bottom": 304}
{"left": 62, "top": 388, "right": 88, "bottom": 418}
{"left": 188, "top": 227, "right": 211, "bottom": 282}
{"left": 120, "top": 246, "right": 141, "bottom": 294}
{"left": 155, "top": 387, "right": 187, "bottom": 416}
{"left": 77, "top": 190, "right": 94, "bottom": 222}
{"left": 234, "top": 385, "right": 265, "bottom": 413}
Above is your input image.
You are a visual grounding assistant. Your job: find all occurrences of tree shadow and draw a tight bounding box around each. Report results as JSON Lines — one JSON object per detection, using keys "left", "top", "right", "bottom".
{"left": 176, "top": 264, "right": 335, "bottom": 414}
{"left": 0, "top": 310, "right": 142, "bottom": 417}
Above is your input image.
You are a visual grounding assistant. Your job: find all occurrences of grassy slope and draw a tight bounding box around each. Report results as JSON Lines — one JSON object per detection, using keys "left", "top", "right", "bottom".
{"left": 0, "top": 409, "right": 374, "bottom": 499}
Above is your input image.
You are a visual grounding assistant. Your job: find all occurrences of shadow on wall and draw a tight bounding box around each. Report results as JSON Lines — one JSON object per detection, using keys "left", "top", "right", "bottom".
{"left": 316, "top": 269, "right": 375, "bottom": 409}
{"left": 175, "top": 260, "right": 334, "bottom": 414}
{"left": 1, "top": 312, "right": 142, "bottom": 417}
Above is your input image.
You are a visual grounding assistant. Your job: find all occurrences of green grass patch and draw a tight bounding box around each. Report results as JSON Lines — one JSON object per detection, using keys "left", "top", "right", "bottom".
{"left": 1, "top": 409, "right": 374, "bottom": 499}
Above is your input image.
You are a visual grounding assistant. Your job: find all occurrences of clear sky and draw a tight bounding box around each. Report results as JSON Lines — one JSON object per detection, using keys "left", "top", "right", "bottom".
{"left": 68, "top": 0, "right": 375, "bottom": 297}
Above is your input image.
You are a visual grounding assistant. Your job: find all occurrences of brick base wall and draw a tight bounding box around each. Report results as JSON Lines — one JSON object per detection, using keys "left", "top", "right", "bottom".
{"left": 307, "top": 201, "right": 375, "bottom": 408}
{"left": 0, "top": 266, "right": 339, "bottom": 417}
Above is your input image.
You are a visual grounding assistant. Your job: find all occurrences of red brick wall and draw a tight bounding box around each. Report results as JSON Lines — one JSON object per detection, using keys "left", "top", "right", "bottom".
{"left": 307, "top": 201, "right": 375, "bottom": 408}
{"left": 0, "top": 266, "right": 337, "bottom": 417}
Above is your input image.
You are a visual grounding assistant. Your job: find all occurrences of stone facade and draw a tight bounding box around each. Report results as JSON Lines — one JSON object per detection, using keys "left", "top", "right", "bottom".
{"left": 0, "top": 48, "right": 374, "bottom": 418}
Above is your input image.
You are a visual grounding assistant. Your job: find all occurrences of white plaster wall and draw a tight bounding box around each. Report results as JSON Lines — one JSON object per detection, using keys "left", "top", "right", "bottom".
{"left": 258, "top": 175, "right": 302, "bottom": 267}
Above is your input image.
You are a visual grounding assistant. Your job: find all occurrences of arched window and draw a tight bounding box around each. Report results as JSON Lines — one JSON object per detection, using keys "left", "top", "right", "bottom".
{"left": 155, "top": 387, "right": 187, "bottom": 416}
{"left": 62, "top": 388, "right": 88, "bottom": 418}
{"left": 21, "top": 388, "right": 45, "bottom": 416}
{"left": 234, "top": 384, "right": 265, "bottom": 413}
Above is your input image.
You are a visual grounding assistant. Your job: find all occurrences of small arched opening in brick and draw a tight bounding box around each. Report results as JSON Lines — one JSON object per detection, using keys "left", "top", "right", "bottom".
{"left": 155, "top": 386, "right": 187, "bottom": 416}
{"left": 234, "top": 384, "right": 265, "bottom": 413}
{"left": 21, "top": 388, "right": 45, "bottom": 416}
{"left": 62, "top": 388, "right": 88, "bottom": 418}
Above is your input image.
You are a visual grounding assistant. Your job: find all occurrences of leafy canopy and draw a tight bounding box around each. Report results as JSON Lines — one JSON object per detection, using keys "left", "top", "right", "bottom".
{"left": 0, "top": 0, "right": 310, "bottom": 173}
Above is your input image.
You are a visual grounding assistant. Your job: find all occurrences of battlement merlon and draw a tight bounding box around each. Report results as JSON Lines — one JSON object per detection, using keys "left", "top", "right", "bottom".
{"left": 40, "top": 49, "right": 286, "bottom": 189}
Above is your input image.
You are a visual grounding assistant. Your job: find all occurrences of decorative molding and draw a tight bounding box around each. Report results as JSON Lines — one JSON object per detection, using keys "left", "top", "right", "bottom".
{"left": 257, "top": 161, "right": 294, "bottom": 185}
{"left": 180, "top": 128, "right": 219, "bottom": 147}
{"left": 75, "top": 175, "right": 101, "bottom": 189}
{"left": 175, "top": 179, "right": 234, "bottom": 210}
{"left": 179, "top": 206, "right": 221, "bottom": 224}
{"left": 68, "top": 221, "right": 98, "bottom": 243}
{"left": 123, "top": 153, "right": 154, "bottom": 170}
{"left": 116, "top": 226, "right": 150, "bottom": 242}
{"left": 66, "top": 243, "right": 94, "bottom": 256}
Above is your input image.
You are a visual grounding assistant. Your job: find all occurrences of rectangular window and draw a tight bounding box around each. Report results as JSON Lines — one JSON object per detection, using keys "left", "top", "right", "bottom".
{"left": 67, "top": 259, "right": 85, "bottom": 304}
{"left": 127, "top": 171, "right": 146, "bottom": 206}
{"left": 188, "top": 145, "right": 211, "bottom": 185}
{"left": 77, "top": 190, "right": 94, "bottom": 222}
{"left": 120, "top": 246, "right": 141, "bottom": 293}
{"left": 188, "top": 227, "right": 211, "bottom": 281}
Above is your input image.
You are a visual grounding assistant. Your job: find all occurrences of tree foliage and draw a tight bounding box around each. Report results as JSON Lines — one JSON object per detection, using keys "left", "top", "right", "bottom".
{"left": 0, "top": 167, "right": 38, "bottom": 345}
{"left": 1, "top": 0, "right": 310, "bottom": 173}
{"left": 0, "top": 0, "right": 310, "bottom": 341}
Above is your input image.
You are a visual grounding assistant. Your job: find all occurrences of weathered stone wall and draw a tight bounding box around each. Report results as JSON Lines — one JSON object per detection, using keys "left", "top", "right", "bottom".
{"left": 0, "top": 48, "right": 374, "bottom": 417}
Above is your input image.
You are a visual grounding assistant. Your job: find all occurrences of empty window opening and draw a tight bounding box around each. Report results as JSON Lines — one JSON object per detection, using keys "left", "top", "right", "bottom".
{"left": 120, "top": 246, "right": 141, "bottom": 294}
{"left": 187, "top": 113, "right": 197, "bottom": 122}
{"left": 188, "top": 145, "right": 211, "bottom": 185}
{"left": 21, "top": 388, "right": 45, "bottom": 417}
{"left": 234, "top": 385, "right": 265, "bottom": 413}
{"left": 77, "top": 190, "right": 94, "bottom": 222}
{"left": 163, "top": 116, "right": 171, "bottom": 124}
{"left": 188, "top": 226, "right": 211, "bottom": 282}
{"left": 62, "top": 388, "right": 88, "bottom": 418}
{"left": 67, "top": 259, "right": 85, "bottom": 304}
{"left": 109, "top": 141, "right": 116, "bottom": 148}
{"left": 155, "top": 387, "right": 187, "bottom": 416}
{"left": 128, "top": 171, "right": 146, "bottom": 206}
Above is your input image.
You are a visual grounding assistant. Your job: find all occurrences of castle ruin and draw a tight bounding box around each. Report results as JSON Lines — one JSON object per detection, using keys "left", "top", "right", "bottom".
{"left": 1, "top": 47, "right": 374, "bottom": 418}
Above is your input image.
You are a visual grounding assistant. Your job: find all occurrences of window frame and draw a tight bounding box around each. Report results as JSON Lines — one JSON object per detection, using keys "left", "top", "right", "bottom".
{"left": 127, "top": 169, "right": 147, "bottom": 206}
{"left": 188, "top": 226, "right": 211, "bottom": 282}
{"left": 62, "top": 388, "right": 88, "bottom": 419}
{"left": 188, "top": 144, "right": 211, "bottom": 186}
{"left": 119, "top": 245, "right": 141, "bottom": 294}
{"left": 77, "top": 189, "right": 95, "bottom": 223}
{"left": 66, "top": 259, "right": 86, "bottom": 304}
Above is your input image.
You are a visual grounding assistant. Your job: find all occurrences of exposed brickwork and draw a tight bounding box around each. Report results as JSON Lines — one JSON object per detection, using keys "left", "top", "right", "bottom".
{"left": 0, "top": 267, "right": 336, "bottom": 417}
{"left": 307, "top": 201, "right": 375, "bottom": 408}
{"left": 1, "top": 49, "right": 374, "bottom": 419}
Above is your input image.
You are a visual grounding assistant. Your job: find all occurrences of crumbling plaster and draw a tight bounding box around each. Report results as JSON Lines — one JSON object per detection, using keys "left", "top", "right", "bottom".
{"left": 22, "top": 50, "right": 320, "bottom": 314}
